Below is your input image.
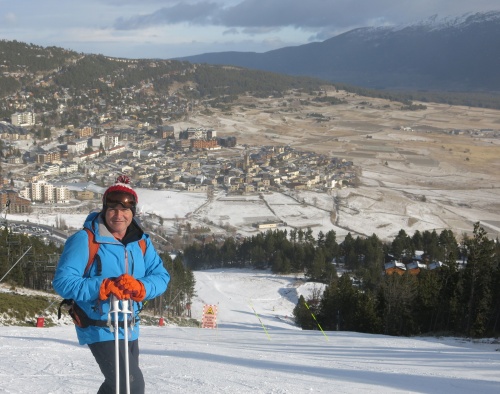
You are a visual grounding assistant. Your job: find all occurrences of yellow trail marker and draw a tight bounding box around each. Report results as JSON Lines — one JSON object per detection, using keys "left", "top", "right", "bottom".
{"left": 249, "top": 302, "right": 271, "bottom": 341}
{"left": 304, "top": 300, "right": 329, "bottom": 341}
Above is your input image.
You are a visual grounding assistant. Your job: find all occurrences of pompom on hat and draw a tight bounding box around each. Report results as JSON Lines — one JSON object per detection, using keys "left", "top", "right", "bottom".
{"left": 102, "top": 175, "right": 138, "bottom": 215}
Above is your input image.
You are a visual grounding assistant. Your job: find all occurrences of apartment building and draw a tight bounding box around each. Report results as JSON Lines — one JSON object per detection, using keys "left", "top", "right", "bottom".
{"left": 191, "top": 139, "right": 219, "bottom": 150}
{"left": 67, "top": 139, "right": 89, "bottom": 154}
{"left": 36, "top": 150, "right": 61, "bottom": 164}
{"left": 76, "top": 125, "right": 101, "bottom": 138}
{"left": 20, "top": 180, "right": 70, "bottom": 203}
{"left": 11, "top": 111, "right": 36, "bottom": 126}
{"left": 90, "top": 135, "right": 106, "bottom": 148}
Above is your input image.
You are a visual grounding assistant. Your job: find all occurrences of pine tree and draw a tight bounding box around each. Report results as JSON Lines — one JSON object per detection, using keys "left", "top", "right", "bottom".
{"left": 293, "top": 295, "right": 316, "bottom": 330}
{"left": 379, "top": 273, "right": 418, "bottom": 335}
{"left": 463, "top": 223, "right": 496, "bottom": 337}
{"left": 307, "top": 248, "right": 326, "bottom": 280}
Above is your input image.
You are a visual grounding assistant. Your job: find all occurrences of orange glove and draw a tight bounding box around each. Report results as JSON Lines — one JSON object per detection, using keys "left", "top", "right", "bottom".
{"left": 99, "top": 278, "right": 125, "bottom": 300}
{"left": 115, "top": 274, "right": 146, "bottom": 302}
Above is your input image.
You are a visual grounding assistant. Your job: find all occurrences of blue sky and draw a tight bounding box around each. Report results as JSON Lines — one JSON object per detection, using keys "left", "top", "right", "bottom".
{"left": 1, "top": 1, "right": 499, "bottom": 59}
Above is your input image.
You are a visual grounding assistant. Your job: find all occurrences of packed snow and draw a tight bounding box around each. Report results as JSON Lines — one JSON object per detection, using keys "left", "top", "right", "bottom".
{"left": 1, "top": 269, "right": 499, "bottom": 393}
{"left": 1, "top": 184, "right": 500, "bottom": 393}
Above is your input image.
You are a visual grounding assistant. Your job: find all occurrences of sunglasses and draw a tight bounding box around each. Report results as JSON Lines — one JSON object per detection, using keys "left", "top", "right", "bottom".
{"left": 105, "top": 192, "right": 136, "bottom": 209}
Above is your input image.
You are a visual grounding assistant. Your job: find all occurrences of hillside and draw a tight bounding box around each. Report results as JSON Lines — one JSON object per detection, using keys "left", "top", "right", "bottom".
{"left": 0, "top": 39, "right": 326, "bottom": 102}
{"left": 2, "top": 37, "right": 500, "bottom": 112}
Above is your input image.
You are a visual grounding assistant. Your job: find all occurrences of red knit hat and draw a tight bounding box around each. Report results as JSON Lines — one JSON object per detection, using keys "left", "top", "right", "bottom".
{"left": 103, "top": 175, "right": 138, "bottom": 205}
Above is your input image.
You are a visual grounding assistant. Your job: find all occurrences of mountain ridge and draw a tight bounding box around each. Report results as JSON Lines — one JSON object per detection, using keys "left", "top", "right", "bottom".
{"left": 176, "top": 11, "right": 500, "bottom": 92}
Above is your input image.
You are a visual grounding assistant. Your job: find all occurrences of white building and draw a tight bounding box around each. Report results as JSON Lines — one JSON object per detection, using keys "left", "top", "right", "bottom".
{"left": 105, "top": 134, "right": 119, "bottom": 148}
{"left": 90, "top": 135, "right": 106, "bottom": 148}
{"left": 30, "top": 181, "right": 47, "bottom": 202}
{"left": 43, "top": 183, "right": 56, "bottom": 202}
{"left": 67, "top": 139, "right": 89, "bottom": 154}
{"left": 60, "top": 163, "right": 79, "bottom": 174}
{"left": 56, "top": 186, "right": 70, "bottom": 203}
{"left": 11, "top": 112, "right": 36, "bottom": 126}
{"left": 40, "top": 164, "right": 60, "bottom": 177}
{"left": 24, "top": 180, "right": 70, "bottom": 203}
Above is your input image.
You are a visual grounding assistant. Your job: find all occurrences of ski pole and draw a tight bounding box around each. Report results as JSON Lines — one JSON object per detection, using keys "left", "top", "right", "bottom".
{"left": 0, "top": 246, "right": 32, "bottom": 284}
{"left": 121, "top": 299, "right": 132, "bottom": 394}
{"left": 110, "top": 295, "right": 121, "bottom": 394}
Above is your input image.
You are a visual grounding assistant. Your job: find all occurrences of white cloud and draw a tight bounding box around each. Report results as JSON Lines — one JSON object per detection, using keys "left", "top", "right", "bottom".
{"left": 1, "top": 1, "right": 500, "bottom": 62}
{"left": 4, "top": 12, "right": 17, "bottom": 23}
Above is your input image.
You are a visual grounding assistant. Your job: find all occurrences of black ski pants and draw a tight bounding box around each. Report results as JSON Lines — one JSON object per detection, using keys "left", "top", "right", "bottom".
{"left": 88, "top": 339, "right": 145, "bottom": 394}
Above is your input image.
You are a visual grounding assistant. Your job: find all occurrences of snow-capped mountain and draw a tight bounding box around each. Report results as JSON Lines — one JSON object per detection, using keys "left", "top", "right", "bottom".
{"left": 177, "top": 11, "right": 500, "bottom": 92}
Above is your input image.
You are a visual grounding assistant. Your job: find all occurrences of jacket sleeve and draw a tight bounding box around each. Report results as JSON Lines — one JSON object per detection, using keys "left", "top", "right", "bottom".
{"left": 139, "top": 237, "right": 170, "bottom": 300}
{"left": 52, "top": 230, "right": 104, "bottom": 302}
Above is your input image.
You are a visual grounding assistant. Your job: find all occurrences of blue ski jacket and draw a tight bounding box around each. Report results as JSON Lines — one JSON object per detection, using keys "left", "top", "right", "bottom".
{"left": 53, "top": 212, "right": 170, "bottom": 345}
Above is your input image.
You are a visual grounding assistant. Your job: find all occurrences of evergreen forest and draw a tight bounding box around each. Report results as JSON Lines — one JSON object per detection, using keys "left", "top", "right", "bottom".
{"left": 182, "top": 222, "right": 500, "bottom": 338}
{"left": 1, "top": 220, "right": 498, "bottom": 337}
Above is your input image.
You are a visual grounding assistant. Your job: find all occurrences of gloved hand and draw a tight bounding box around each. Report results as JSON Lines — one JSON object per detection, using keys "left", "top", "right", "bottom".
{"left": 115, "top": 274, "right": 146, "bottom": 302}
{"left": 99, "top": 278, "right": 124, "bottom": 300}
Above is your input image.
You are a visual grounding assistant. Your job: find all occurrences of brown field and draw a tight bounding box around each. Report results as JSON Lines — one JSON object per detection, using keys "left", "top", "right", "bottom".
{"left": 175, "top": 88, "right": 500, "bottom": 240}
